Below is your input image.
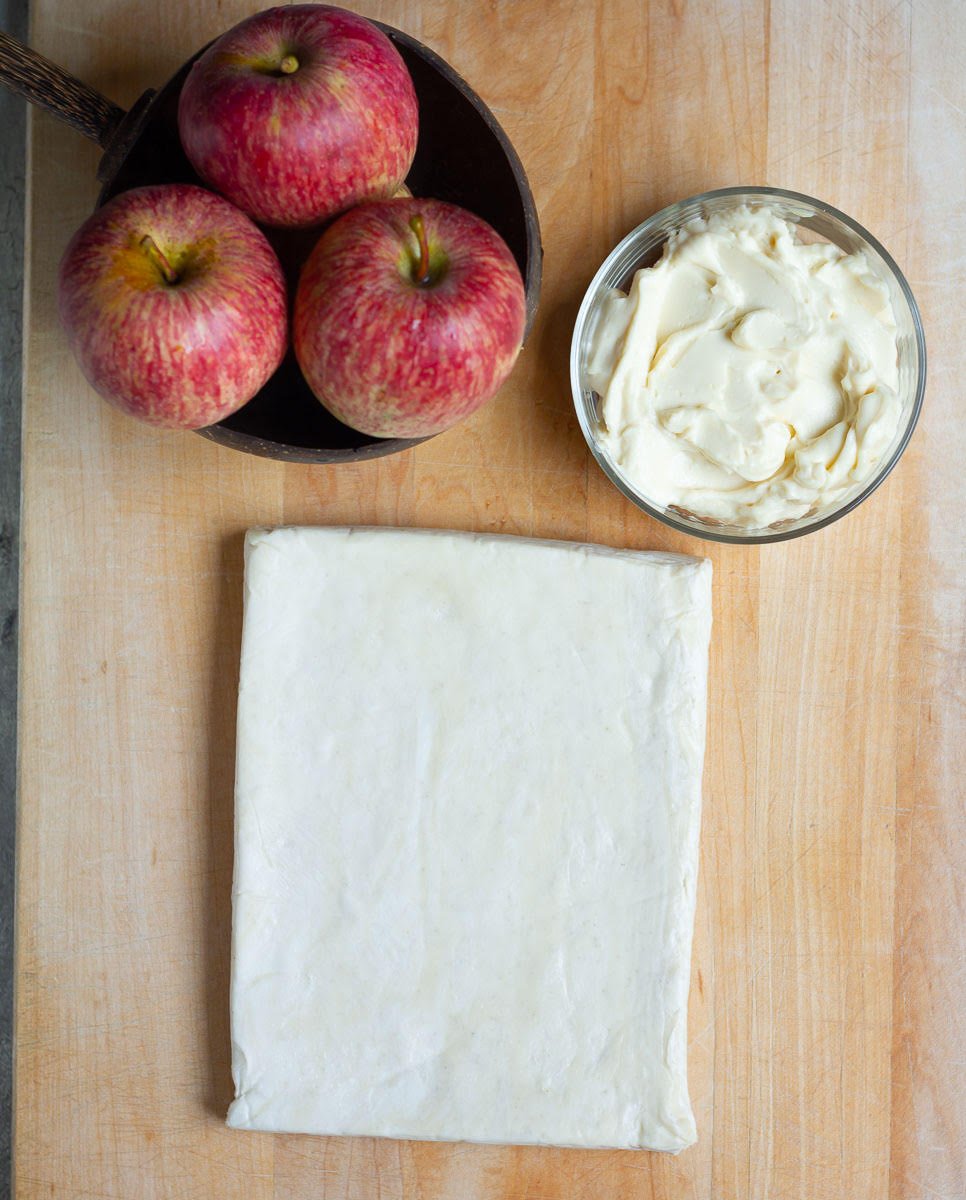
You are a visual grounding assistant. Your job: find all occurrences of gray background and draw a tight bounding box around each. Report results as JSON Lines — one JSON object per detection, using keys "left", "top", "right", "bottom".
{"left": 0, "top": 0, "right": 27, "bottom": 1194}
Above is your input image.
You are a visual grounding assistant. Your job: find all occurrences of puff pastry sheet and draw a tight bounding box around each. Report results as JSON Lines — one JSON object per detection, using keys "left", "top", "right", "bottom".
{"left": 228, "top": 527, "right": 712, "bottom": 1151}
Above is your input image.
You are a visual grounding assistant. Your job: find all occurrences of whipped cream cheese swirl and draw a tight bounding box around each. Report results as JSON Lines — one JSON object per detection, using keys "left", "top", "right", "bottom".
{"left": 588, "top": 206, "right": 902, "bottom": 527}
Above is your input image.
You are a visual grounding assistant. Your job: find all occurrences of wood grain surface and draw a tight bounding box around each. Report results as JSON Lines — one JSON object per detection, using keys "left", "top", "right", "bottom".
{"left": 14, "top": 1, "right": 965, "bottom": 1198}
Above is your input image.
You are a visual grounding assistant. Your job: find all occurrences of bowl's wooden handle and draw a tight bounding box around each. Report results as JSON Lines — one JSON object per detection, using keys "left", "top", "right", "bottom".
{"left": 0, "top": 30, "right": 124, "bottom": 148}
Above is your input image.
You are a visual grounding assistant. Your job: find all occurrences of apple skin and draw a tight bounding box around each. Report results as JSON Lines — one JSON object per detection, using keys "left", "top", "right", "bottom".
{"left": 294, "top": 199, "right": 527, "bottom": 438}
{"left": 58, "top": 184, "right": 288, "bottom": 430}
{"left": 178, "top": 5, "right": 418, "bottom": 229}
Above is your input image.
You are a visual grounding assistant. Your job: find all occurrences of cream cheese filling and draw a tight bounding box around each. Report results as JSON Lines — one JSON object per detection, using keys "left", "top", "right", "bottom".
{"left": 589, "top": 205, "right": 902, "bottom": 527}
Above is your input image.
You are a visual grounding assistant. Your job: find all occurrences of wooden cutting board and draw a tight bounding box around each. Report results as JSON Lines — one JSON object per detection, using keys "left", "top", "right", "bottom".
{"left": 15, "top": 1, "right": 965, "bottom": 1197}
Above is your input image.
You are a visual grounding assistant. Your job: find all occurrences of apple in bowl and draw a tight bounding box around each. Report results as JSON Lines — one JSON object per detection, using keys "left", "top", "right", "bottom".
{"left": 178, "top": 5, "right": 418, "bottom": 229}
{"left": 294, "top": 198, "right": 527, "bottom": 438}
{"left": 58, "top": 184, "right": 287, "bottom": 429}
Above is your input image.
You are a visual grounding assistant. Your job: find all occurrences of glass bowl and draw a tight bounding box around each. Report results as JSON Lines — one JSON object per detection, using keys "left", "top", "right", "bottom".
{"left": 570, "top": 187, "right": 926, "bottom": 544}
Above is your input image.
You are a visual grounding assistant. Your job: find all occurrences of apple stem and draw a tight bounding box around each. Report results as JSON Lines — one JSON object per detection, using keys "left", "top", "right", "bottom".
{"left": 140, "top": 235, "right": 178, "bottom": 285}
{"left": 409, "top": 215, "right": 432, "bottom": 286}
{"left": 279, "top": 54, "right": 299, "bottom": 74}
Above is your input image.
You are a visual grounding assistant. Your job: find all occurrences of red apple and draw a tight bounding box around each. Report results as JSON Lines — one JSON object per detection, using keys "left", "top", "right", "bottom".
{"left": 178, "top": 5, "right": 418, "bottom": 229}
{"left": 58, "top": 184, "right": 287, "bottom": 430}
{"left": 294, "top": 199, "right": 526, "bottom": 438}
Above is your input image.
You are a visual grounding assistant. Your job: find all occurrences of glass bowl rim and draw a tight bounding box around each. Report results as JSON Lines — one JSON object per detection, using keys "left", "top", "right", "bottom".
{"left": 570, "top": 185, "right": 927, "bottom": 546}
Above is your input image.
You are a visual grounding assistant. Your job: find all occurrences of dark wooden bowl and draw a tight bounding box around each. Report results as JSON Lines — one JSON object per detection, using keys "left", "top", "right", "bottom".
{"left": 0, "top": 24, "right": 542, "bottom": 464}
{"left": 106, "top": 25, "right": 542, "bottom": 463}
